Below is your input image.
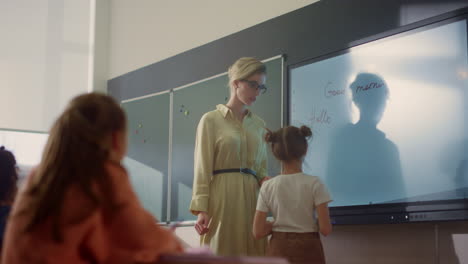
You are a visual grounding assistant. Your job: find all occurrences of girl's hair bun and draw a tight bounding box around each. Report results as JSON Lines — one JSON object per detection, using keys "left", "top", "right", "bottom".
{"left": 299, "top": 125, "right": 312, "bottom": 138}
{"left": 264, "top": 130, "right": 276, "bottom": 143}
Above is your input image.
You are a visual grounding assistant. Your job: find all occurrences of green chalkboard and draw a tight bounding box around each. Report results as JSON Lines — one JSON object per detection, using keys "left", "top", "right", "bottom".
{"left": 122, "top": 93, "right": 170, "bottom": 222}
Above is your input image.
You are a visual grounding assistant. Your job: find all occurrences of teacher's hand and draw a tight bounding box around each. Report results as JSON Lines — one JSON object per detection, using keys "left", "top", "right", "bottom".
{"left": 195, "top": 211, "right": 210, "bottom": 235}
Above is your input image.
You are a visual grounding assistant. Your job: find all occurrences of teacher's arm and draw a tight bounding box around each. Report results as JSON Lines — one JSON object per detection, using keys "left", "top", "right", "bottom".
{"left": 190, "top": 114, "right": 215, "bottom": 234}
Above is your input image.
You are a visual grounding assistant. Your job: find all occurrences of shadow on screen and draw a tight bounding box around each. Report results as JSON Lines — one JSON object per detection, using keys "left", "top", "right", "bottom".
{"left": 439, "top": 138, "right": 468, "bottom": 200}
{"left": 326, "top": 73, "right": 406, "bottom": 206}
{"left": 450, "top": 139, "right": 468, "bottom": 199}
{"left": 454, "top": 140, "right": 468, "bottom": 198}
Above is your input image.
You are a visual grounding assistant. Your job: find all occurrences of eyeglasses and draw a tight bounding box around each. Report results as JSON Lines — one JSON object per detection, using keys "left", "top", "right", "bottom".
{"left": 240, "top": 80, "right": 267, "bottom": 94}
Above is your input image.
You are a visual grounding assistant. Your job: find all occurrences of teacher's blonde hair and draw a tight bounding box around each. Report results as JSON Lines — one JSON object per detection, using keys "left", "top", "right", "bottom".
{"left": 227, "top": 57, "right": 266, "bottom": 91}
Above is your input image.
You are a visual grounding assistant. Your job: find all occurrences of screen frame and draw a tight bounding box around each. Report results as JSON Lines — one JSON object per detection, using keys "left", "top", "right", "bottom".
{"left": 286, "top": 10, "right": 468, "bottom": 225}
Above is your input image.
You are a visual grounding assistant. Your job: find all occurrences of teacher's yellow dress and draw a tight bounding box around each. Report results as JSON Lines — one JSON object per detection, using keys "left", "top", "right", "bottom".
{"left": 190, "top": 104, "right": 268, "bottom": 256}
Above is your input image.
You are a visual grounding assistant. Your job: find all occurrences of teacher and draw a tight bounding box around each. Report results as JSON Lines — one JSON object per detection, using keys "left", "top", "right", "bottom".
{"left": 190, "top": 57, "right": 269, "bottom": 256}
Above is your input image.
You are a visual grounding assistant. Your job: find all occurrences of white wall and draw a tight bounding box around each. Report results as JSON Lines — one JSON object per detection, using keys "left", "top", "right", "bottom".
{"left": 0, "top": 0, "right": 94, "bottom": 132}
{"left": 92, "top": 0, "right": 111, "bottom": 93}
{"left": 107, "top": 0, "right": 320, "bottom": 79}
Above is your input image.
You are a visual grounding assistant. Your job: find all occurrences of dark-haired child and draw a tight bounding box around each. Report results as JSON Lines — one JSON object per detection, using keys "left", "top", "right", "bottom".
{"left": 0, "top": 146, "right": 18, "bottom": 251}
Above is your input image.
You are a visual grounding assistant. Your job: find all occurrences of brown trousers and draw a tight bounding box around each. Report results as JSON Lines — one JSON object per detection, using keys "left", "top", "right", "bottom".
{"left": 267, "top": 232, "right": 326, "bottom": 264}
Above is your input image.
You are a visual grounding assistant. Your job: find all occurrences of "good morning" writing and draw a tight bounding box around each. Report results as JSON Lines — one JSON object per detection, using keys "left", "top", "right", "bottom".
{"left": 324, "top": 81, "right": 345, "bottom": 98}
{"left": 355, "top": 82, "right": 384, "bottom": 93}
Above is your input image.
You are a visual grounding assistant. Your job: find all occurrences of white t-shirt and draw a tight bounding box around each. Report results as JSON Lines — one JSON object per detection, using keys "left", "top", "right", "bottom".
{"left": 256, "top": 172, "right": 332, "bottom": 233}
